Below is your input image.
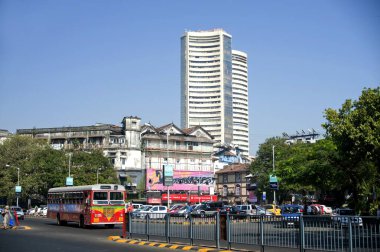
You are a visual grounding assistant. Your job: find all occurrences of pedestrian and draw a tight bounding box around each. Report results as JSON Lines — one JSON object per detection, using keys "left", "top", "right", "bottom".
{"left": 126, "top": 202, "right": 133, "bottom": 213}
{"left": 3, "top": 205, "right": 10, "bottom": 229}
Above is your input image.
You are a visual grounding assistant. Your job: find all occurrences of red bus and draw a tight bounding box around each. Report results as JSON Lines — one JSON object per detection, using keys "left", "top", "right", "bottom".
{"left": 47, "top": 184, "right": 126, "bottom": 228}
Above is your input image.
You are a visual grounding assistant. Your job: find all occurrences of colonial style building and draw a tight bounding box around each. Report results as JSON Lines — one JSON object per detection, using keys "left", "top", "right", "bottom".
{"left": 15, "top": 117, "right": 216, "bottom": 204}
{"left": 16, "top": 116, "right": 143, "bottom": 188}
{"left": 141, "top": 122, "right": 215, "bottom": 204}
{"left": 215, "top": 163, "right": 250, "bottom": 204}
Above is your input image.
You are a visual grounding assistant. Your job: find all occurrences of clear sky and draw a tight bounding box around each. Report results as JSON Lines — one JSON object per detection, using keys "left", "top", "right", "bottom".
{"left": 1, "top": 0, "right": 379, "bottom": 155}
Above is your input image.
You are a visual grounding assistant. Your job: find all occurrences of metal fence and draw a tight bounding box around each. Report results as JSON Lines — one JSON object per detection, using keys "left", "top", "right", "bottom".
{"left": 125, "top": 213, "right": 380, "bottom": 252}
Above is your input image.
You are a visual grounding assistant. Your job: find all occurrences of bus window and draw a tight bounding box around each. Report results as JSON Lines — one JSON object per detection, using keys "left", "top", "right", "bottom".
{"left": 110, "top": 192, "right": 124, "bottom": 205}
{"left": 93, "top": 192, "right": 108, "bottom": 205}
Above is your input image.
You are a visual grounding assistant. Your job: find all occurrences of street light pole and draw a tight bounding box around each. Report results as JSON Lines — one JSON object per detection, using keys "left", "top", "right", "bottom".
{"left": 166, "top": 131, "right": 170, "bottom": 210}
{"left": 272, "top": 145, "right": 276, "bottom": 205}
{"left": 6, "top": 164, "right": 21, "bottom": 207}
{"left": 68, "top": 153, "right": 72, "bottom": 177}
{"left": 17, "top": 167, "right": 20, "bottom": 207}
{"left": 97, "top": 168, "right": 102, "bottom": 184}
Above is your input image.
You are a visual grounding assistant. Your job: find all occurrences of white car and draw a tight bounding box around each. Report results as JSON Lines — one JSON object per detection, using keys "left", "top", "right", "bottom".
{"left": 319, "top": 205, "right": 332, "bottom": 215}
{"left": 139, "top": 206, "right": 168, "bottom": 219}
{"left": 41, "top": 207, "right": 48, "bottom": 217}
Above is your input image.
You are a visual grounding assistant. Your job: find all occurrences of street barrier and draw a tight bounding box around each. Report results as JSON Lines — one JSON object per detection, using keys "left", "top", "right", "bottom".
{"left": 125, "top": 212, "right": 380, "bottom": 251}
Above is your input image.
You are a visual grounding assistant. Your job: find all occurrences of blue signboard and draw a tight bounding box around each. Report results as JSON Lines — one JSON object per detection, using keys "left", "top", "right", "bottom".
{"left": 269, "top": 175, "right": 278, "bottom": 190}
{"left": 66, "top": 177, "right": 73, "bottom": 186}
{"left": 262, "top": 191, "right": 266, "bottom": 201}
{"left": 163, "top": 164, "right": 173, "bottom": 186}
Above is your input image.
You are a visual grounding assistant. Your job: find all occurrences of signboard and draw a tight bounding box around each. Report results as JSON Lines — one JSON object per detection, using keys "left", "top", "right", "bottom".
{"left": 15, "top": 186, "right": 22, "bottom": 193}
{"left": 66, "top": 177, "right": 73, "bottom": 186}
{"left": 262, "top": 191, "right": 266, "bottom": 201}
{"left": 269, "top": 175, "right": 278, "bottom": 190}
{"left": 163, "top": 164, "right": 174, "bottom": 186}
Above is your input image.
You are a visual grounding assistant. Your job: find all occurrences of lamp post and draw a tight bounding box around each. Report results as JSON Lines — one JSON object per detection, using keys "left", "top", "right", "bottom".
{"left": 272, "top": 145, "right": 276, "bottom": 205}
{"left": 97, "top": 168, "right": 102, "bottom": 184}
{"left": 6, "top": 164, "right": 21, "bottom": 207}
{"left": 166, "top": 131, "right": 170, "bottom": 210}
{"left": 68, "top": 153, "right": 72, "bottom": 177}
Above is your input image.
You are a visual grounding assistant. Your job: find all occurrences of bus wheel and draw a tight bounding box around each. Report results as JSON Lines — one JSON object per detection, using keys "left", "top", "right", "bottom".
{"left": 105, "top": 224, "right": 115, "bottom": 229}
{"left": 79, "top": 215, "right": 85, "bottom": 228}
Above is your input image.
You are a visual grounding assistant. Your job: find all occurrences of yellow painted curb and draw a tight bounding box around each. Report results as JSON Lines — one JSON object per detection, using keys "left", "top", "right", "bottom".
{"left": 108, "top": 236, "right": 121, "bottom": 241}
{"left": 169, "top": 245, "right": 179, "bottom": 249}
{"left": 182, "top": 246, "right": 193, "bottom": 251}
{"left": 116, "top": 239, "right": 127, "bottom": 243}
{"left": 159, "top": 243, "right": 168, "bottom": 247}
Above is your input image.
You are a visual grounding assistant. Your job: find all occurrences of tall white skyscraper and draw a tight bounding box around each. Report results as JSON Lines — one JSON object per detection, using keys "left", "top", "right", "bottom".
{"left": 232, "top": 50, "right": 249, "bottom": 155}
{"left": 181, "top": 29, "right": 249, "bottom": 156}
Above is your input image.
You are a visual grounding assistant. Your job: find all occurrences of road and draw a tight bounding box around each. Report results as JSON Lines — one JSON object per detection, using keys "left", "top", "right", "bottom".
{"left": 0, "top": 217, "right": 177, "bottom": 252}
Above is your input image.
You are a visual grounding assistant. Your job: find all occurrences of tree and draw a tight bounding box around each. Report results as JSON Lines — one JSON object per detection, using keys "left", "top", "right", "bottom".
{"left": 251, "top": 137, "right": 340, "bottom": 205}
{"left": 323, "top": 87, "right": 380, "bottom": 212}
{"left": 0, "top": 136, "right": 118, "bottom": 207}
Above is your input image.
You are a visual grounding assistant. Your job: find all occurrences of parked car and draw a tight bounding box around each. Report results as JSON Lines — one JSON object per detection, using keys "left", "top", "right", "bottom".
{"left": 280, "top": 204, "right": 303, "bottom": 227}
{"left": 319, "top": 205, "right": 333, "bottom": 215}
{"left": 174, "top": 204, "right": 197, "bottom": 218}
{"left": 138, "top": 205, "right": 168, "bottom": 219}
{"left": 219, "top": 205, "right": 245, "bottom": 219}
{"left": 236, "top": 204, "right": 255, "bottom": 215}
{"left": 132, "top": 204, "right": 143, "bottom": 211}
{"left": 41, "top": 207, "right": 48, "bottom": 217}
{"left": 169, "top": 204, "right": 185, "bottom": 214}
{"left": 253, "top": 205, "right": 267, "bottom": 215}
{"left": 263, "top": 204, "right": 281, "bottom": 216}
{"left": 331, "top": 208, "right": 363, "bottom": 228}
{"left": 10, "top": 206, "right": 24, "bottom": 220}
{"left": 191, "top": 201, "right": 224, "bottom": 217}
{"left": 133, "top": 205, "right": 152, "bottom": 217}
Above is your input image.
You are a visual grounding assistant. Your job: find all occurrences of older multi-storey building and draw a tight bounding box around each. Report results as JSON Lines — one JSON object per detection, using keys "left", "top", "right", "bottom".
{"left": 181, "top": 29, "right": 250, "bottom": 157}
{"left": 215, "top": 163, "right": 250, "bottom": 204}
{"left": 141, "top": 122, "right": 215, "bottom": 204}
{"left": 16, "top": 116, "right": 143, "bottom": 188}
{"left": 16, "top": 117, "right": 216, "bottom": 202}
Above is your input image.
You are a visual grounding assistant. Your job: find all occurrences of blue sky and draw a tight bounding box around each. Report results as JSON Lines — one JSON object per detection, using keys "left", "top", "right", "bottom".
{"left": 0, "top": 0, "right": 379, "bottom": 155}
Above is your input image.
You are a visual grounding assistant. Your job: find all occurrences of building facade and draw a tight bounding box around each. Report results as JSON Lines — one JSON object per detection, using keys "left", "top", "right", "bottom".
{"left": 15, "top": 117, "right": 217, "bottom": 202}
{"left": 232, "top": 50, "right": 249, "bottom": 155}
{"left": 181, "top": 29, "right": 250, "bottom": 157}
{"left": 16, "top": 116, "right": 143, "bottom": 189}
{"left": 215, "top": 163, "right": 250, "bottom": 205}
{"left": 141, "top": 122, "right": 215, "bottom": 204}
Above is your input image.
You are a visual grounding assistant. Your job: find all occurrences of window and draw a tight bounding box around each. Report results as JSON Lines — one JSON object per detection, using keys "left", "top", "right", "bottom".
{"left": 235, "top": 172, "right": 241, "bottom": 183}
{"left": 235, "top": 185, "right": 241, "bottom": 196}
{"left": 223, "top": 174, "right": 228, "bottom": 183}
{"left": 93, "top": 192, "right": 108, "bottom": 205}
{"left": 110, "top": 192, "right": 124, "bottom": 205}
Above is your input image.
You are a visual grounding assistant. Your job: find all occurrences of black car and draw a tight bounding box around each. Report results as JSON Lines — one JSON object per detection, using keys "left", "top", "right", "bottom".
{"left": 219, "top": 205, "right": 246, "bottom": 219}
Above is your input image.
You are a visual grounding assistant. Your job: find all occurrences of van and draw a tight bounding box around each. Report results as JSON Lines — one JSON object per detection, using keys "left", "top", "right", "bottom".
{"left": 236, "top": 205, "right": 254, "bottom": 215}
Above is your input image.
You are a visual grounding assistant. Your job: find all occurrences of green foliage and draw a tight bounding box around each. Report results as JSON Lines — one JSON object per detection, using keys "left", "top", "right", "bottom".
{"left": 323, "top": 87, "right": 380, "bottom": 211}
{"left": 0, "top": 136, "right": 118, "bottom": 207}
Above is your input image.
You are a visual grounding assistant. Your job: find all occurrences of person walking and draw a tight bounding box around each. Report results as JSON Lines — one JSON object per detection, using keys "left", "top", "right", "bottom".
{"left": 3, "top": 205, "right": 10, "bottom": 229}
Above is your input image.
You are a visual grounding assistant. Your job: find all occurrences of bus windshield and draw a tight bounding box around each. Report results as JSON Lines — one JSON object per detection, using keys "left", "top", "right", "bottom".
{"left": 110, "top": 192, "right": 124, "bottom": 205}
{"left": 93, "top": 191, "right": 108, "bottom": 205}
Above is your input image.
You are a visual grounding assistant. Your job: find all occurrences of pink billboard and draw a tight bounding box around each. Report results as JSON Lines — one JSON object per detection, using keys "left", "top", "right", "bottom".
{"left": 146, "top": 168, "right": 214, "bottom": 191}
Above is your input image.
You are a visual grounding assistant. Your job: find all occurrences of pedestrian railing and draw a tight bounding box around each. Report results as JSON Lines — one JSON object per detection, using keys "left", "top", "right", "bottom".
{"left": 125, "top": 212, "right": 380, "bottom": 252}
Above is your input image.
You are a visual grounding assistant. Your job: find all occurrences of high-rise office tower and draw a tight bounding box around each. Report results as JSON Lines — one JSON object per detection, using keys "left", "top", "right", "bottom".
{"left": 232, "top": 50, "right": 249, "bottom": 155}
{"left": 181, "top": 29, "right": 249, "bottom": 156}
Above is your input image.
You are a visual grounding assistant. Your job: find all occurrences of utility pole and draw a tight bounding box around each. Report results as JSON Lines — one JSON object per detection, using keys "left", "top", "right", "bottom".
{"left": 272, "top": 145, "right": 276, "bottom": 205}
{"left": 166, "top": 131, "right": 170, "bottom": 210}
